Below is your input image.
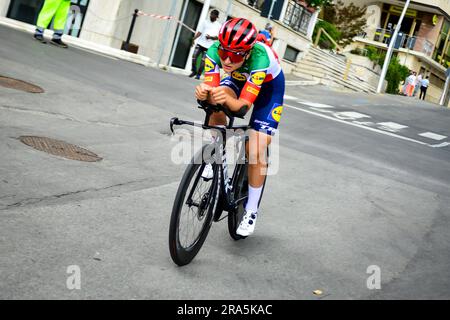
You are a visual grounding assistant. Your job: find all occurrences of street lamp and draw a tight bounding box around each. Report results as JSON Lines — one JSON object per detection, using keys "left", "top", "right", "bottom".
{"left": 376, "top": 0, "right": 411, "bottom": 93}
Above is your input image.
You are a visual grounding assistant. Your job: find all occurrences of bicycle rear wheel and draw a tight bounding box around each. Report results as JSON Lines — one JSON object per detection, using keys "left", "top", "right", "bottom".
{"left": 169, "top": 145, "right": 219, "bottom": 266}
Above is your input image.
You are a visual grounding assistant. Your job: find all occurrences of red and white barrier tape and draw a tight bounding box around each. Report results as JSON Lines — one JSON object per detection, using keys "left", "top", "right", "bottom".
{"left": 137, "top": 11, "right": 196, "bottom": 33}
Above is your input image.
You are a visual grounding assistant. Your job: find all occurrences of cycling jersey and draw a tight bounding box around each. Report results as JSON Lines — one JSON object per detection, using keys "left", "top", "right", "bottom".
{"left": 203, "top": 41, "right": 284, "bottom": 135}
{"left": 203, "top": 41, "right": 282, "bottom": 104}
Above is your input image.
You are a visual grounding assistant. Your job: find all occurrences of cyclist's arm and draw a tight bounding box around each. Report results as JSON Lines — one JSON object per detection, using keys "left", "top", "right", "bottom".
{"left": 211, "top": 88, "right": 251, "bottom": 112}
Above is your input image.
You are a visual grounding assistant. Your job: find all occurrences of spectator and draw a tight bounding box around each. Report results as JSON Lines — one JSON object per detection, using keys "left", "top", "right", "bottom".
{"left": 406, "top": 71, "right": 417, "bottom": 97}
{"left": 189, "top": 9, "right": 221, "bottom": 80}
{"left": 419, "top": 76, "right": 430, "bottom": 100}
{"left": 33, "top": 0, "right": 71, "bottom": 48}
{"left": 414, "top": 73, "right": 422, "bottom": 97}
{"left": 256, "top": 23, "right": 274, "bottom": 47}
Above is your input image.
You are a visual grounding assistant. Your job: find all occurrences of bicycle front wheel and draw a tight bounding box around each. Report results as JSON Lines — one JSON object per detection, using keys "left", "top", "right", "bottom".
{"left": 169, "top": 145, "right": 219, "bottom": 266}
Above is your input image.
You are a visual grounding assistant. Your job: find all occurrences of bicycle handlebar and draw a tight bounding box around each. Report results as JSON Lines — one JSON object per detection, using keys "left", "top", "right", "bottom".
{"left": 197, "top": 99, "right": 247, "bottom": 119}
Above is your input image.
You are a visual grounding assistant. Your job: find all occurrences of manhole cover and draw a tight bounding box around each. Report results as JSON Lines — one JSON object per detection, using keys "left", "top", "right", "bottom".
{"left": 19, "top": 136, "right": 102, "bottom": 162}
{"left": 0, "top": 76, "right": 44, "bottom": 93}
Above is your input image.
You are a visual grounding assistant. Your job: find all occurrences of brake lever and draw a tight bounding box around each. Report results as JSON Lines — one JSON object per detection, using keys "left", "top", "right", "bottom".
{"left": 169, "top": 117, "right": 180, "bottom": 134}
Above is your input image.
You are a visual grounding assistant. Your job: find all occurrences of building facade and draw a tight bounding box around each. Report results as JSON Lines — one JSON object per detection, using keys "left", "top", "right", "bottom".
{"left": 345, "top": 0, "right": 450, "bottom": 103}
{"left": 0, "top": 0, "right": 319, "bottom": 74}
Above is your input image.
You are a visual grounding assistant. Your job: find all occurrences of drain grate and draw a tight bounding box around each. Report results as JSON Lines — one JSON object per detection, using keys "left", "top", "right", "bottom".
{"left": 19, "top": 136, "right": 102, "bottom": 162}
{"left": 0, "top": 76, "right": 44, "bottom": 93}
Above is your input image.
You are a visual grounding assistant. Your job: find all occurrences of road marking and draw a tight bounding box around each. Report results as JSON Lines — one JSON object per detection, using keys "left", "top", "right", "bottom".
{"left": 284, "top": 95, "right": 298, "bottom": 101}
{"left": 298, "top": 102, "right": 335, "bottom": 109}
{"left": 418, "top": 132, "right": 447, "bottom": 141}
{"left": 430, "top": 142, "right": 450, "bottom": 148}
{"left": 285, "top": 104, "right": 448, "bottom": 148}
{"left": 310, "top": 107, "right": 335, "bottom": 114}
{"left": 377, "top": 122, "right": 409, "bottom": 133}
{"left": 334, "top": 112, "right": 371, "bottom": 120}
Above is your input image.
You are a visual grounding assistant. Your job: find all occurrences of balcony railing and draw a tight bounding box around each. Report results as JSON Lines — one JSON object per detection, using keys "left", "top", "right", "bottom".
{"left": 283, "top": 0, "right": 312, "bottom": 35}
{"left": 357, "top": 28, "right": 435, "bottom": 58}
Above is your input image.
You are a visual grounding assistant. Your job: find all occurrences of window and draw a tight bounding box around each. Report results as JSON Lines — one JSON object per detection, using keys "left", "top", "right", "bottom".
{"left": 283, "top": 45, "right": 300, "bottom": 63}
{"left": 282, "top": 0, "right": 312, "bottom": 35}
{"left": 429, "top": 73, "right": 445, "bottom": 88}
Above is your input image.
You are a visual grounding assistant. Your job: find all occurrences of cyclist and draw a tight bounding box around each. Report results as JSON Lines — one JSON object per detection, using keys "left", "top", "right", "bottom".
{"left": 195, "top": 18, "right": 285, "bottom": 237}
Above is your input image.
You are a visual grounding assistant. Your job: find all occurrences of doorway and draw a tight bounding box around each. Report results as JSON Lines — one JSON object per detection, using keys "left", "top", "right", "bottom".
{"left": 170, "top": 0, "right": 203, "bottom": 69}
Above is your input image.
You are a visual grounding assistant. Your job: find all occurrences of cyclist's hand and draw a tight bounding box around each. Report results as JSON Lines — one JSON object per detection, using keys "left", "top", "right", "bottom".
{"left": 211, "top": 87, "right": 228, "bottom": 105}
{"left": 195, "top": 83, "right": 212, "bottom": 101}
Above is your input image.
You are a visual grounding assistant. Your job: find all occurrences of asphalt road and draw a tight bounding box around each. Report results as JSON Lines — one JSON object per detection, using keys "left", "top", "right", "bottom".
{"left": 1, "top": 25, "right": 450, "bottom": 300}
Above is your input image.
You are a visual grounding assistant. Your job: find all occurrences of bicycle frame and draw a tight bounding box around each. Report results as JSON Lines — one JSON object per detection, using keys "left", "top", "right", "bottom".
{"left": 170, "top": 101, "right": 250, "bottom": 217}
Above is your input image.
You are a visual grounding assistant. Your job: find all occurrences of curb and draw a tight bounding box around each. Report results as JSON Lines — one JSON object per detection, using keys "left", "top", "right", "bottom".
{"left": 285, "top": 80, "right": 320, "bottom": 86}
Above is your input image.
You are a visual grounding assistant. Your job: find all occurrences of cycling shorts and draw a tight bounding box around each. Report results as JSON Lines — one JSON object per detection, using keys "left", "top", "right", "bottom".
{"left": 219, "top": 70, "right": 285, "bottom": 135}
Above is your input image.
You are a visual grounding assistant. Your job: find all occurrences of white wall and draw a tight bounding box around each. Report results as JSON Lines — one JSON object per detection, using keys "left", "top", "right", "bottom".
{"left": 0, "top": 0, "right": 11, "bottom": 17}
{"left": 80, "top": 0, "right": 185, "bottom": 64}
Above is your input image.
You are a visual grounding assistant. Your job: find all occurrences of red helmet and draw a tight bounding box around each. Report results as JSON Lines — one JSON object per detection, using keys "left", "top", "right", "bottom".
{"left": 219, "top": 18, "right": 257, "bottom": 52}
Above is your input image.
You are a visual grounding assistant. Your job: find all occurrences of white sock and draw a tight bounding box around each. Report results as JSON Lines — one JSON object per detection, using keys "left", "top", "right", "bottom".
{"left": 245, "top": 185, "right": 263, "bottom": 213}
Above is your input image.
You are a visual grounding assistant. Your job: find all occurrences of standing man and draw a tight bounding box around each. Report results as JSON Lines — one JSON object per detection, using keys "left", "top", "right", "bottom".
{"left": 419, "top": 76, "right": 430, "bottom": 100}
{"left": 189, "top": 9, "right": 221, "bottom": 80}
{"left": 33, "top": 0, "right": 71, "bottom": 48}
{"left": 256, "top": 23, "right": 274, "bottom": 47}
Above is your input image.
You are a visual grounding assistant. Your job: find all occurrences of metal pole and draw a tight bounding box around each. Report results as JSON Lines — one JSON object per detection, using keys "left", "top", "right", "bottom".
{"left": 168, "top": 0, "right": 190, "bottom": 67}
{"left": 439, "top": 76, "right": 450, "bottom": 106}
{"left": 268, "top": 0, "right": 277, "bottom": 20}
{"left": 376, "top": 0, "right": 411, "bottom": 93}
{"left": 124, "top": 9, "right": 139, "bottom": 52}
{"left": 157, "top": 0, "right": 178, "bottom": 67}
{"left": 226, "top": 0, "right": 233, "bottom": 19}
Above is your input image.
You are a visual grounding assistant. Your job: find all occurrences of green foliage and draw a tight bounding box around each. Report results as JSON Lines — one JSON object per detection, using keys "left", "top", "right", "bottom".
{"left": 306, "top": 0, "right": 332, "bottom": 8}
{"left": 366, "top": 45, "right": 385, "bottom": 67}
{"left": 322, "top": 0, "right": 367, "bottom": 46}
{"left": 365, "top": 46, "right": 409, "bottom": 94}
{"left": 385, "top": 57, "right": 410, "bottom": 94}
{"left": 313, "top": 20, "right": 342, "bottom": 50}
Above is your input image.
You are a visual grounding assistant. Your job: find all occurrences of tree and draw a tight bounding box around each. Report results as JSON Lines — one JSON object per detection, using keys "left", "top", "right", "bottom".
{"left": 365, "top": 46, "right": 410, "bottom": 94}
{"left": 322, "top": 0, "right": 366, "bottom": 47}
{"left": 306, "top": 0, "right": 332, "bottom": 8}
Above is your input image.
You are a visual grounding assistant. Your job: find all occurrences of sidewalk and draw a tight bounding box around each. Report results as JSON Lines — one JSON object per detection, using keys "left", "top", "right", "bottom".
{"left": 0, "top": 17, "right": 190, "bottom": 76}
{"left": 1, "top": 17, "right": 321, "bottom": 85}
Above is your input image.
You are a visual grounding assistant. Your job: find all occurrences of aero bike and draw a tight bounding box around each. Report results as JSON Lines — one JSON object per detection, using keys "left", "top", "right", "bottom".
{"left": 168, "top": 100, "right": 268, "bottom": 266}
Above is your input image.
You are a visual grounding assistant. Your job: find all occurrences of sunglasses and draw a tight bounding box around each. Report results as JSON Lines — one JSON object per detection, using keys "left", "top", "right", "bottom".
{"left": 218, "top": 46, "right": 249, "bottom": 64}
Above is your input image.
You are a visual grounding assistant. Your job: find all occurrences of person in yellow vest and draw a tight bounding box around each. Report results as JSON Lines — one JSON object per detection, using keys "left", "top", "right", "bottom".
{"left": 33, "top": 0, "right": 71, "bottom": 48}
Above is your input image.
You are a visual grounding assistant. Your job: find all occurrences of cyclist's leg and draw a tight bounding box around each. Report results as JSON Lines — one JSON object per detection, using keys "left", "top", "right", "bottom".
{"left": 246, "top": 71, "right": 285, "bottom": 213}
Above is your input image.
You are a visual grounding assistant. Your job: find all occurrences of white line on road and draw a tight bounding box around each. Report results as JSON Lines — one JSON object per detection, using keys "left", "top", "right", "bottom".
{"left": 297, "top": 102, "right": 335, "bottom": 109}
{"left": 285, "top": 104, "right": 448, "bottom": 148}
{"left": 430, "top": 142, "right": 450, "bottom": 148}
{"left": 283, "top": 95, "right": 298, "bottom": 101}
{"left": 377, "top": 122, "right": 409, "bottom": 133}
{"left": 334, "top": 111, "right": 371, "bottom": 120}
{"left": 418, "top": 132, "right": 447, "bottom": 141}
{"left": 309, "top": 107, "right": 335, "bottom": 114}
